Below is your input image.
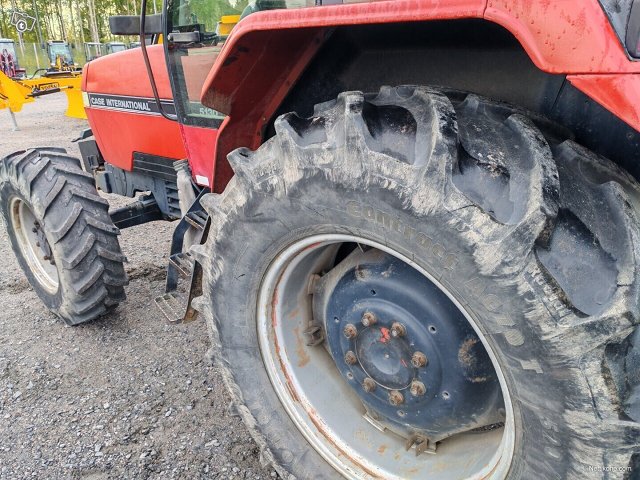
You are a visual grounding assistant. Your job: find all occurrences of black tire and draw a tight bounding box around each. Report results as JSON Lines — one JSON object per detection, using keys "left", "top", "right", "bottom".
{"left": 0, "top": 148, "right": 128, "bottom": 325}
{"left": 193, "top": 86, "right": 640, "bottom": 478}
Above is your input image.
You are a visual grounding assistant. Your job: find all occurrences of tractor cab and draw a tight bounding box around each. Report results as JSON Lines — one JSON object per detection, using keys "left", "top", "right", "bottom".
{"left": 46, "top": 40, "right": 81, "bottom": 73}
{"left": 84, "top": 42, "right": 104, "bottom": 61}
{"left": 105, "top": 42, "right": 127, "bottom": 54}
{"left": 0, "top": 38, "right": 26, "bottom": 78}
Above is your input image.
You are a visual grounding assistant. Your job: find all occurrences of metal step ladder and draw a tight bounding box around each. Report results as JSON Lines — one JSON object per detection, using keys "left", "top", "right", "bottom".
{"left": 154, "top": 190, "right": 208, "bottom": 324}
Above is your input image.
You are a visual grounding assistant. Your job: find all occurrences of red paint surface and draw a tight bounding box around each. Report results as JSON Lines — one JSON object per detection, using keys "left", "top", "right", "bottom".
{"left": 85, "top": 109, "right": 185, "bottom": 171}
{"left": 179, "top": 124, "right": 220, "bottom": 187}
{"left": 84, "top": 45, "right": 185, "bottom": 171}
{"left": 379, "top": 327, "right": 391, "bottom": 344}
{"left": 568, "top": 74, "right": 640, "bottom": 131}
{"left": 208, "top": 27, "right": 326, "bottom": 192}
{"left": 201, "top": 0, "right": 486, "bottom": 107}
{"left": 485, "top": 0, "right": 640, "bottom": 74}
{"left": 85, "top": 45, "right": 174, "bottom": 98}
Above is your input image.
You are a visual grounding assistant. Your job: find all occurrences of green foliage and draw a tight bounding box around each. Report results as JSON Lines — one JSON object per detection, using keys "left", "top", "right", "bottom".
{"left": 187, "top": 0, "right": 248, "bottom": 31}
{"left": 0, "top": 0, "right": 165, "bottom": 44}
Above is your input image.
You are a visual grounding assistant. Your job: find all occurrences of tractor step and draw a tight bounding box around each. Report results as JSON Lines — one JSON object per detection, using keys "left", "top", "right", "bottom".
{"left": 155, "top": 190, "right": 208, "bottom": 324}
{"left": 168, "top": 252, "right": 194, "bottom": 278}
{"left": 155, "top": 251, "right": 201, "bottom": 324}
{"left": 184, "top": 210, "right": 208, "bottom": 230}
{"left": 154, "top": 291, "right": 188, "bottom": 324}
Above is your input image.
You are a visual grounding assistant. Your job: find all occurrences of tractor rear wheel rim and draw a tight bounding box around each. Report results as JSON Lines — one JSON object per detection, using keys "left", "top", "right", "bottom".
{"left": 10, "top": 197, "right": 59, "bottom": 294}
{"left": 257, "top": 234, "right": 515, "bottom": 479}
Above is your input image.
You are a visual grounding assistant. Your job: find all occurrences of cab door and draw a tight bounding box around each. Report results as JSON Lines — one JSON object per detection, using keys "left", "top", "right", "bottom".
{"left": 164, "top": 0, "right": 248, "bottom": 188}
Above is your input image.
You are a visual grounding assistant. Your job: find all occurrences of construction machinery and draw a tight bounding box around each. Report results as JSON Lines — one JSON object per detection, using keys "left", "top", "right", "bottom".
{"left": 0, "top": 38, "right": 85, "bottom": 123}
{"left": 105, "top": 42, "right": 127, "bottom": 54}
{"left": 0, "top": 70, "right": 34, "bottom": 128}
{"left": 3, "top": 1, "right": 640, "bottom": 478}
{"left": 84, "top": 42, "right": 104, "bottom": 61}
{"left": 0, "top": 38, "right": 26, "bottom": 78}
{"left": 45, "top": 40, "right": 82, "bottom": 74}
{"left": 0, "top": 70, "right": 86, "bottom": 121}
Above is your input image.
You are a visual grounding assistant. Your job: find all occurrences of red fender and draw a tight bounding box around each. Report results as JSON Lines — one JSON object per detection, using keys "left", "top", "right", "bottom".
{"left": 201, "top": 0, "right": 640, "bottom": 191}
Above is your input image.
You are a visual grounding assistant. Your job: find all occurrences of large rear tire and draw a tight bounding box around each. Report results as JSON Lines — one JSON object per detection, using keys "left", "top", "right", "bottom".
{"left": 0, "top": 148, "right": 128, "bottom": 325}
{"left": 194, "top": 87, "right": 640, "bottom": 478}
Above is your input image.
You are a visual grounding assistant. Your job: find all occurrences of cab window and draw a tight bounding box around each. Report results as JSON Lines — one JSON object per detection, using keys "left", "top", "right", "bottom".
{"left": 166, "top": 0, "right": 249, "bottom": 128}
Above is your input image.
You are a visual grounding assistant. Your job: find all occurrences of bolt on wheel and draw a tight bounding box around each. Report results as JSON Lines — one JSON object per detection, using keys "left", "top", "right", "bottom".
{"left": 257, "top": 234, "right": 515, "bottom": 479}
{"left": 9, "top": 197, "right": 59, "bottom": 294}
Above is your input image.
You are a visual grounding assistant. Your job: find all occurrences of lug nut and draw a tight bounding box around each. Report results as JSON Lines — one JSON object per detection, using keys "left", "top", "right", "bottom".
{"left": 361, "top": 312, "right": 377, "bottom": 327}
{"left": 410, "top": 380, "right": 426, "bottom": 397}
{"left": 411, "top": 351, "right": 428, "bottom": 368}
{"left": 390, "top": 322, "right": 406, "bottom": 338}
{"left": 362, "top": 377, "right": 376, "bottom": 393}
{"left": 344, "top": 351, "right": 357, "bottom": 365}
{"left": 389, "top": 390, "right": 404, "bottom": 406}
{"left": 343, "top": 324, "right": 357, "bottom": 339}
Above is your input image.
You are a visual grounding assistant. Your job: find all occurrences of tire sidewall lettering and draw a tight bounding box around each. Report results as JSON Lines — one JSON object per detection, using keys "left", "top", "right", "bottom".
{"left": 345, "top": 200, "right": 459, "bottom": 271}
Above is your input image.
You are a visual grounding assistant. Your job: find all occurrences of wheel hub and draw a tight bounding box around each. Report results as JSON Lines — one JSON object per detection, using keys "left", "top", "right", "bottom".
{"left": 259, "top": 234, "right": 515, "bottom": 479}
{"left": 356, "top": 326, "right": 414, "bottom": 390}
{"left": 312, "top": 247, "right": 505, "bottom": 443}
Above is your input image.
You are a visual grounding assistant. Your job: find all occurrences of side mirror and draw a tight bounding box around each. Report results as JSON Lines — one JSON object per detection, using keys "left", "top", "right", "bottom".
{"left": 109, "top": 14, "right": 162, "bottom": 36}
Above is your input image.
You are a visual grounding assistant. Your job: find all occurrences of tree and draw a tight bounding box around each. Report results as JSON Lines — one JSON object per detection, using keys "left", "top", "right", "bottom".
{"left": 86, "top": 0, "right": 99, "bottom": 43}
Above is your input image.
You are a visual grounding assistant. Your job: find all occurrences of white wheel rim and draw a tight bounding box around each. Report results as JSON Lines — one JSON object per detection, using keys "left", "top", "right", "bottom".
{"left": 10, "top": 197, "right": 59, "bottom": 294}
{"left": 257, "top": 234, "right": 515, "bottom": 479}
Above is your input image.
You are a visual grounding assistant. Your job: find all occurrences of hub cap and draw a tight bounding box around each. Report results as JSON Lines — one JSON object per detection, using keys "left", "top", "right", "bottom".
{"left": 314, "top": 249, "right": 504, "bottom": 443}
{"left": 356, "top": 327, "right": 414, "bottom": 390}
{"left": 257, "top": 235, "right": 515, "bottom": 479}
{"left": 10, "top": 197, "right": 59, "bottom": 293}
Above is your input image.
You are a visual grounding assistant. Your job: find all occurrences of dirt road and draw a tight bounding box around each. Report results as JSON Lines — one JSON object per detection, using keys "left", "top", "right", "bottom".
{"left": 0, "top": 96, "right": 274, "bottom": 479}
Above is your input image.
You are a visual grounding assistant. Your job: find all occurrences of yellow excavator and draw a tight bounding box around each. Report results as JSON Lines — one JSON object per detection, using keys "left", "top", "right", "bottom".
{"left": 0, "top": 69, "right": 86, "bottom": 127}
{"left": 45, "top": 40, "right": 82, "bottom": 74}
{"left": 1, "top": 40, "right": 86, "bottom": 127}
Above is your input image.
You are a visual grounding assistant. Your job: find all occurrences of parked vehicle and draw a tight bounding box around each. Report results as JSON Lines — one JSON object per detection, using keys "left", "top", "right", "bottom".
{"left": 84, "top": 42, "right": 104, "bottom": 61}
{"left": 0, "top": 38, "right": 26, "bottom": 78}
{"left": 3, "top": 1, "right": 640, "bottom": 478}
{"left": 45, "top": 40, "right": 82, "bottom": 73}
{"left": 105, "top": 41, "right": 127, "bottom": 54}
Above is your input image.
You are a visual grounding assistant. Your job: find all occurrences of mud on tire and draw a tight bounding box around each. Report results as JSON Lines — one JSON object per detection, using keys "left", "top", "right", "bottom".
{"left": 193, "top": 86, "right": 640, "bottom": 478}
{"left": 0, "top": 148, "right": 128, "bottom": 325}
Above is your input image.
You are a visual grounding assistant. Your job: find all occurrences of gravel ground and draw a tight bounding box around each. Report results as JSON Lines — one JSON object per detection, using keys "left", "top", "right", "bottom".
{"left": 0, "top": 96, "right": 274, "bottom": 479}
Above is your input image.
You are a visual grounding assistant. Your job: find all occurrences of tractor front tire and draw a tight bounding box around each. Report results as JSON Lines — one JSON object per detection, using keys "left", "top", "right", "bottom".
{"left": 194, "top": 87, "right": 640, "bottom": 479}
{"left": 0, "top": 148, "right": 128, "bottom": 325}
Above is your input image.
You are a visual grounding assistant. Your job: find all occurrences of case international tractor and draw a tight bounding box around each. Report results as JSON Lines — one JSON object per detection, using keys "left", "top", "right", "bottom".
{"left": 1, "top": 0, "right": 640, "bottom": 478}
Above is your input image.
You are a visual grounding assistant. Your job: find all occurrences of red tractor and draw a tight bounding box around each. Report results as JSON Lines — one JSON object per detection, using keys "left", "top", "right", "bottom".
{"left": 2, "top": 0, "right": 640, "bottom": 478}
